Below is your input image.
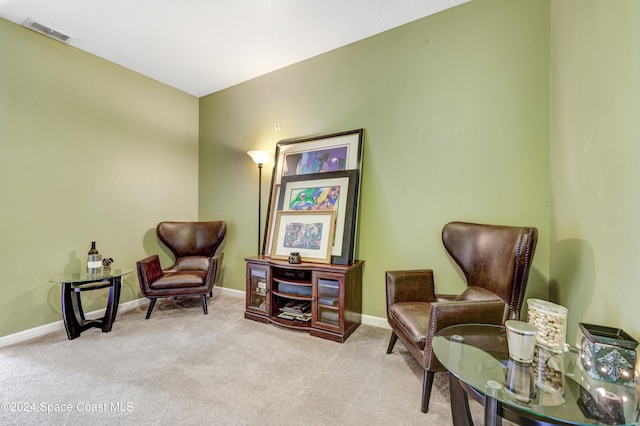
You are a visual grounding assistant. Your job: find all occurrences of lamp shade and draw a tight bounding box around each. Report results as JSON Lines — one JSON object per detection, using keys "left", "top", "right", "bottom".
{"left": 247, "top": 150, "right": 272, "bottom": 165}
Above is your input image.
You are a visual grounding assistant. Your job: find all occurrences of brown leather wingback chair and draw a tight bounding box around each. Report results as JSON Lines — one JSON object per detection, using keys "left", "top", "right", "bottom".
{"left": 137, "top": 221, "right": 227, "bottom": 319}
{"left": 385, "top": 221, "right": 538, "bottom": 413}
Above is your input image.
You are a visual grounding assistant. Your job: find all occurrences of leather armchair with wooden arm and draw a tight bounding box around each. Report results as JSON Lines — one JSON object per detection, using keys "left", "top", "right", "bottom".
{"left": 385, "top": 221, "right": 538, "bottom": 413}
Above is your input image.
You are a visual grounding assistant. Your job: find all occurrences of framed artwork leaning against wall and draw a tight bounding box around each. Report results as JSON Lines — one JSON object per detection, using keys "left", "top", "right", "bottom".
{"left": 263, "top": 128, "right": 364, "bottom": 263}
{"left": 270, "top": 210, "right": 336, "bottom": 264}
{"left": 277, "top": 170, "right": 359, "bottom": 265}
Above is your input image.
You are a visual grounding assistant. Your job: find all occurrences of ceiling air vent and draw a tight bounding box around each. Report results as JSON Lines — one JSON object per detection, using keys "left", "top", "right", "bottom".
{"left": 22, "top": 18, "right": 71, "bottom": 43}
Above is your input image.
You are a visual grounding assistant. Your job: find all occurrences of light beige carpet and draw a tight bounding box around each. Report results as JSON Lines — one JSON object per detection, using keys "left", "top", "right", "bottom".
{"left": 0, "top": 292, "right": 485, "bottom": 425}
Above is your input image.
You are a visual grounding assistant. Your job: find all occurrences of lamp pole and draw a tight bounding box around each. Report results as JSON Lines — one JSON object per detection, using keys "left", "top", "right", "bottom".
{"left": 256, "top": 162, "right": 263, "bottom": 256}
{"left": 247, "top": 150, "right": 273, "bottom": 256}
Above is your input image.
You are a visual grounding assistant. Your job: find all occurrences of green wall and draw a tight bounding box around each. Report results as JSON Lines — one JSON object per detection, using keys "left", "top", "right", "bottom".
{"left": 0, "top": 19, "right": 199, "bottom": 337}
{"left": 550, "top": 1, "right": 640, "bottom": 343}
{"left": 12, "top": 0, "right": 638, "bottom": 344}
{"left": 199, "top": 0, "right": 551, "bottom": 320}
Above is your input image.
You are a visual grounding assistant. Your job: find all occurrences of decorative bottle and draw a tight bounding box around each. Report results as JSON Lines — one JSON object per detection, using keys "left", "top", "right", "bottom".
{"left": 87, "top": 241, "right": 103, "bottom": 275}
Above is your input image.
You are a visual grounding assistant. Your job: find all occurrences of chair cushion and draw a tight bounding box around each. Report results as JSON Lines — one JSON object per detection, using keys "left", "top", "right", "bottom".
{"left": 172, "top": 256, "right": 210, "bottom": 272}
{"left": 388, "top": 302, "right": 431, "bottom": 351}
{"left": 149, "top": 271, "right": 206, "bottom": 290}
{"left": 455, "top": 286, "right": 504, "bottom": 302}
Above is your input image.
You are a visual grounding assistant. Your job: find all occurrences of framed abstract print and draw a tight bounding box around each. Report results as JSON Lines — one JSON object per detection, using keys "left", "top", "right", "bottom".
{"left": 270, "top": 211, "right": 336, "bottom": 264}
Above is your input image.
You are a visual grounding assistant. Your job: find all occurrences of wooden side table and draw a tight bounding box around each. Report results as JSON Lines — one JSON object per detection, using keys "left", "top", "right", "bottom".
{"left": 50, "top": 268, "right": 133, "bottom": 340}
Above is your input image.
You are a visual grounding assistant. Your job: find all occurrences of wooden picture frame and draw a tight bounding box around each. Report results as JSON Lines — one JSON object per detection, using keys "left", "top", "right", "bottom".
{"left": 263, "top": 129, "right": 363, "bottom": 257}
{"left": 263, "top": 184, "right": 280, "bottom": 256}
{"left": 277, "top": 170, "right": 359, "bottom": 265}
{"left": 271, "top": 210, "right": 336, "bottom": 264}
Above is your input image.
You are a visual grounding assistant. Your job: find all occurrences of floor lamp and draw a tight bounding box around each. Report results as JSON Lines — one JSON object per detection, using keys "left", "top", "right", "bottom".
{"left": 247, "top": 150, "right": 273, "bottom": 255}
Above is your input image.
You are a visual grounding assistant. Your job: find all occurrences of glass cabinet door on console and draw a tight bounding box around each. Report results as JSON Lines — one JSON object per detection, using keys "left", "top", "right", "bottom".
{"left": 312, "top": 272, "right": 343, "bottom": 331}
{"left": 246, "top": 264, "right": 269, "bottom": 315}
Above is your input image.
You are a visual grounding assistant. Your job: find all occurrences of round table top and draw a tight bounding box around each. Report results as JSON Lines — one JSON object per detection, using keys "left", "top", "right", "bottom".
{"left": 49, "top": 267, "right": 134, "bottom": 285}
{"left": 433, "top": 323, "right": 640, "bottom": 425}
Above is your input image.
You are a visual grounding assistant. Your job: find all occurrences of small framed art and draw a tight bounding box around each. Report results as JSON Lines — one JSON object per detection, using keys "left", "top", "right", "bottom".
{"left": 270, "top": 210, "right": 336, "bottom": 264}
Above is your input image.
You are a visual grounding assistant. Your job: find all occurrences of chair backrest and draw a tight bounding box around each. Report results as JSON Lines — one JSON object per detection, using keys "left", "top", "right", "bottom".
{"left": 442, "top": 221, "right": 538, "bottom": 321}
{"left": 157, "top": 221, "right": 227, "bottom": 259}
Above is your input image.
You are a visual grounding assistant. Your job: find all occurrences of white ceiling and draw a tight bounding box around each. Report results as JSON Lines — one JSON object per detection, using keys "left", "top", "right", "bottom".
{"left": 0, "top": 0, "right": 469, "bottom": 97}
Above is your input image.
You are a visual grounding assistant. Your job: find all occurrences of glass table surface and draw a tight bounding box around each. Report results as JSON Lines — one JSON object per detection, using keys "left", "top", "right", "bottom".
{"left": 433, "top": 324, "right": 640, "bottom": 425}
{"left": 50, "top": 268, "right": 134, "bottom": 285}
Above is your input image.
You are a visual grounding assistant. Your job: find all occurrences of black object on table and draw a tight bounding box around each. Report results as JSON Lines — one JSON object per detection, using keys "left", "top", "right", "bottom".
{"left": 50, "top": 268, "right": 133, "bottom": 340}
{"left": 433, "top": 324, "right": 640, "bottom": 426}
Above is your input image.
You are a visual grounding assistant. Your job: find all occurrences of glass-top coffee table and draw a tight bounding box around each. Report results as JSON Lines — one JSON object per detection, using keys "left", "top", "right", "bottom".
{"left": 433, "top": 324, "right": 640, "bottom": 426}
{"left": 50, "top": 268, "right": 134, "bottom": 340}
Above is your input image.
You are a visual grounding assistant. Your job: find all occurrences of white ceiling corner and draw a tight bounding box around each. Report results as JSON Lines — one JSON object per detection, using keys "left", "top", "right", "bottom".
{"left": 0, "top": 0, "right": 470, "bottom": 97}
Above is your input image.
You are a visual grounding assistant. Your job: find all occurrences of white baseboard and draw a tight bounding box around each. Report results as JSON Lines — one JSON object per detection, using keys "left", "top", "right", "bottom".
{"left": 362, "top": 314, "right": 390, "bottom": 329}
{"left": 0, "top": 287, "right": 387, "bottom": 347}
{"left": 0, "top": 297, "right": 148, "bottom": 348}
{"left": 216, "top": 286, "right": 245, "bottom": 298}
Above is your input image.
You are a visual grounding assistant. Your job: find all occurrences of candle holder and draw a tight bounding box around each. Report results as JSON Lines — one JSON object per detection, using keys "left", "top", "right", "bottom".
{"left": 579, "top": 323, "right": 638, "bottom": 385}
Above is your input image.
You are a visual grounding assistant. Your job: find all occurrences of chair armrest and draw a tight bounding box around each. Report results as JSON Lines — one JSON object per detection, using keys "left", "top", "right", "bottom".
{"left": 205, "top": 252, "right": 224, "bottom": 289}
{"left": 385, "top": 270, "right": 436, "bottom": 313}
{"left": 423, "top": 299, "right": 508, "bottom": 370}
{"left": 428, "top": 299, "right": 507, "bottom": 334}
{"left": 137, "top": 255, "right": 165, "bottom": 294}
